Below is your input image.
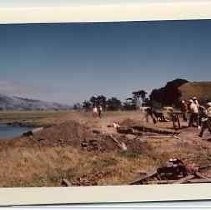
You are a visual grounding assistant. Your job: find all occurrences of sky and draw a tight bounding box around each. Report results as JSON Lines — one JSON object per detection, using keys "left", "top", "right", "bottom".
{"left": 0, "top": 20, "right": 211, "bottom": 105}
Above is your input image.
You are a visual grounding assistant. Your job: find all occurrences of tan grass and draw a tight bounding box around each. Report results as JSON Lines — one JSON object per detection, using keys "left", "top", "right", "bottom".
{"left": 0, "top": 110, "right": 209, "bottom": 187}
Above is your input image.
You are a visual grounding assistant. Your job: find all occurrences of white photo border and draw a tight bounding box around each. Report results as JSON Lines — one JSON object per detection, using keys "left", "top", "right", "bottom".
{"left": 0, "top": 0, "right": 211, "bottom": 206}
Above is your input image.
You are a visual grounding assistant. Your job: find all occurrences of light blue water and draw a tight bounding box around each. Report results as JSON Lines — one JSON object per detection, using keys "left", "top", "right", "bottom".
{"left": 0, "top": 123, "right": 31, "bottom": 139}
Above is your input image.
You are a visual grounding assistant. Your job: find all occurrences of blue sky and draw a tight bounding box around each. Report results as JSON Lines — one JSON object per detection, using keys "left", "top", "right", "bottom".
{"left": 0, "top": 20, "right": 211, "bottom": 105}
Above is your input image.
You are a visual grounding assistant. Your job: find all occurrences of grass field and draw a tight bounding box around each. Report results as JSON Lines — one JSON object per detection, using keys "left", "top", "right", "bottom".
{"left": 0, "top": 110, "right": 69, "bottom": 127}
{"left": 0, "top": 110, "right": 210, "bottom": 187}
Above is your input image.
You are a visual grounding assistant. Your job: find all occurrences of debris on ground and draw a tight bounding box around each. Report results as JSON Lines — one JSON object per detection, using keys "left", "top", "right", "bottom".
{"left": 22, "top": 127, "right": 44, "bottom": 137}
{"left": 70, "top": 171, "right": 112, "bottom": 186}
{"left": 107, "top": 134, "right": 128, "bottom": 151}
{"left": 119, "top": 119, "right": 180, "bottom": 135}
{"left": 129, "top": 159, "right": 211, "bottom": 185}
{"left": 61, "top": 178, "right": 72, "bottom": 187}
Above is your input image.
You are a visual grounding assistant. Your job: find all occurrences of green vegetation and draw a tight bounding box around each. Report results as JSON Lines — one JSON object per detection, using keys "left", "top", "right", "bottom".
{"left": 0, "top": 110, "right": 69, "bottom": 127}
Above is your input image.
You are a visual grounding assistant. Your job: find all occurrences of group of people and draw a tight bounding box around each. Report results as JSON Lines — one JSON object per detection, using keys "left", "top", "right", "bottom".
{"left": 92, "top": 105, "right": 103, "bottom": 118}
{"left": 180, "top": 97, "right": 211, "bottom": 137}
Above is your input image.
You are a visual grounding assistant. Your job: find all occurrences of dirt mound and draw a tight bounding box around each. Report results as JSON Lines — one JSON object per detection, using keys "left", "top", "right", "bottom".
{"left": 28, "top": 120, "right": 151, "bottom": 154}
{"left": 33, "top": 120, "right": 94, "bottom": 147}
{"left": 30, "top": 120, "right": 124, "bottom": 151}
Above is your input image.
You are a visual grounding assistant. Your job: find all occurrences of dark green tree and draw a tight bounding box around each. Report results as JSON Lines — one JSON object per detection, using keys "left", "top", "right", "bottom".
{"left": 106, "top": 97, "right": 122, "bottom": 111}
{"left": 90, "top": 95, "right": 107, "bottom": 110}
{"left": 123, "top": 98, "right": 136, "bottom": 110}
{"left": 82, "top": 100, "right": 91, "bottom": 111}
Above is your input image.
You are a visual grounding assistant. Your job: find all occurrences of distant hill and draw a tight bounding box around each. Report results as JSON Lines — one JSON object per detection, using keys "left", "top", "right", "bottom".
{"left": 149, "top": 79, "right": 211, "bottom": 107}
{"left": 0, "top": 94, "right": 71, "bottom": 111}
{"left": 179, "top": 81, "right": 211, "bottom": 102}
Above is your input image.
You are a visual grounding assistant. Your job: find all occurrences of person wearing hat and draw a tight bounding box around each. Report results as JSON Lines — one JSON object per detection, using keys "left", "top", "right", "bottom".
{"left": 188, "top": 99, "right": 199, "bottom": 127}
{"left": 199, "top": 102, "right": 211, "bottom": 137}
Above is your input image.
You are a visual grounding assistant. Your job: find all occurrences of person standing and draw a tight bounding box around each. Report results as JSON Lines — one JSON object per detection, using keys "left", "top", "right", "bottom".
{"left": 193, "top": 97, "right": 200, "bottom": 108}
{"left": 98, "top": 105, "right": 103, "bottom": 118}
{"left": 192, "top": 97, "right": 200, "bottom": 127}
{"left": 145, "top": 107, "right": 157, "bottom": 124}
{"left": 92, "top": 106, "right": 98, "bottom": 117}
{"left": 188, "top": 99, "right": 199, "bottom": 127}
{"left": 199, "top": 102, "right": 211, "bottom": 137}
{"left": 198, "top": 105, "right": 206, "bottom": 129}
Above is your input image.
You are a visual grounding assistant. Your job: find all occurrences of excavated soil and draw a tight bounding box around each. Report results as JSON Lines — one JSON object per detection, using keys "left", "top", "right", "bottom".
{"left": 30, "top": 120, "right": 151, "bottom": 153}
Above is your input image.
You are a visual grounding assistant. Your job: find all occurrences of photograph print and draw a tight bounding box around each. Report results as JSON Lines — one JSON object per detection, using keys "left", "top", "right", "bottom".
{"left": 0, "top": 20, "right": 210, "bottom": 187}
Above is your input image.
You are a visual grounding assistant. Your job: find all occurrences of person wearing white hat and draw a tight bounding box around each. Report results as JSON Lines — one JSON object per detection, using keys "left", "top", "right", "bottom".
{"left": 199, "top": 102, "right": 211, "bottom": 137}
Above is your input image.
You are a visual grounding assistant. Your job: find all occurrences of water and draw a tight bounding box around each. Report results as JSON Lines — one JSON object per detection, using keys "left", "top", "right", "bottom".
{"left": 0, "top": 123, "right": 32, "bottom": 139}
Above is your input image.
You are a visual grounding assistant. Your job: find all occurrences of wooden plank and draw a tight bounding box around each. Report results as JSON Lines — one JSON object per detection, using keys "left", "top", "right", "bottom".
{"left": 129, "top": 171, "right": 157, "bottom": 185}
{"left": 199, "top": 164, "right": 211, "bottom": 171}
{"left": 107, "top": 134, "right": 127, "bottom": 151}
{"left": 195, "top": 172, "right": 211, "bottom": 181}
{"left": 133, "top": 178, "right": 211, "bottom": 185}
{"left": 187, "top": 179, "right": 211, "bottom": 183}
{"left": 61, "top": 178, "right": 72, "bottom": 187}
{"left": 147, "top": 180, "right": 176, "bottom": 184}
{"left": 174, "top": 175, "right": 195, "bottom": 184}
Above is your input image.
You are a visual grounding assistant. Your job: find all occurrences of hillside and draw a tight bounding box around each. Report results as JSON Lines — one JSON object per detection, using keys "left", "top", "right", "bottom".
{"left": 179, "top": 81, "right": 211, "bottom": 102}
{"left": 0, "top": 94, "right": 71, "bottom": 111}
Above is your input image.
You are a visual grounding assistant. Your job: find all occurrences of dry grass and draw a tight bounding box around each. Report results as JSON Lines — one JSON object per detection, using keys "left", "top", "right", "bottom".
{"left": 0, "top": 110, "right": 209, "bottom": 187}
{"left": 0, "top": 137, "right": 209, "bottom": 187}
{"left": 0, "top": 110, "right": 142, "bottom": 127}
{"left": 0, "top": 145, "right": 158, "bottom": 187}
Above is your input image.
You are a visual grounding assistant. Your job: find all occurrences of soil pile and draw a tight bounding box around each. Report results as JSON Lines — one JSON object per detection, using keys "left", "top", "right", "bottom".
{"left": 33, "top": 120, "right": 94, "bottom": 147}
{"left": 30, "top": 120, "right": 151, "bottom": 154}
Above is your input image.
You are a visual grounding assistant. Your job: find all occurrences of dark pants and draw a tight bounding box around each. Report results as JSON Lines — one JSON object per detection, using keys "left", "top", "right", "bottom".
{"left": 98, "top": 110, "right": 102, "bottom": 118}
{"left": 182, "top": 111, "right": 187, "bottom": 122}
{"left": 145, "top": 108, "right": 157, "bottom": 124}
{"left": 199, "top": 118, "right": 211, "bottom": 137}
{"left": 188, "top": 113, "right": 198, "bottom": 127}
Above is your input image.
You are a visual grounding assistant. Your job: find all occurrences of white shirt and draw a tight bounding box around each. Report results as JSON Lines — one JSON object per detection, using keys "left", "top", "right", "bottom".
{"left": 190, "top": 102, "right": 199, "bottom": 113}
{"left": 193, "top": 100, "right": 199, "bottom": 108}
{"left": 93, "top": 107, "right": 98, "bottom": 113}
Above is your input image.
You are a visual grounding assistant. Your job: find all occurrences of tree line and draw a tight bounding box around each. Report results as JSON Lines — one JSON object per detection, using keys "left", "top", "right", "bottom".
{"left": 73, "top": 78, "right": 190, "bottom": 111}
{"left": 73, "top": 90, "right": 148, "bottom": 111}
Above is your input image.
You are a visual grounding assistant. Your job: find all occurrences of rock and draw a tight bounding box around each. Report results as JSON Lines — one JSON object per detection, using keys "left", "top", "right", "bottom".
{"left": 92, "top": 129, "right": 101, "bottom": 134}
{"left": 22, "top": 127, "right": 43, "bottom": 137}
{"left": 22, "top": 130, "right": 33, "bottom": 137}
